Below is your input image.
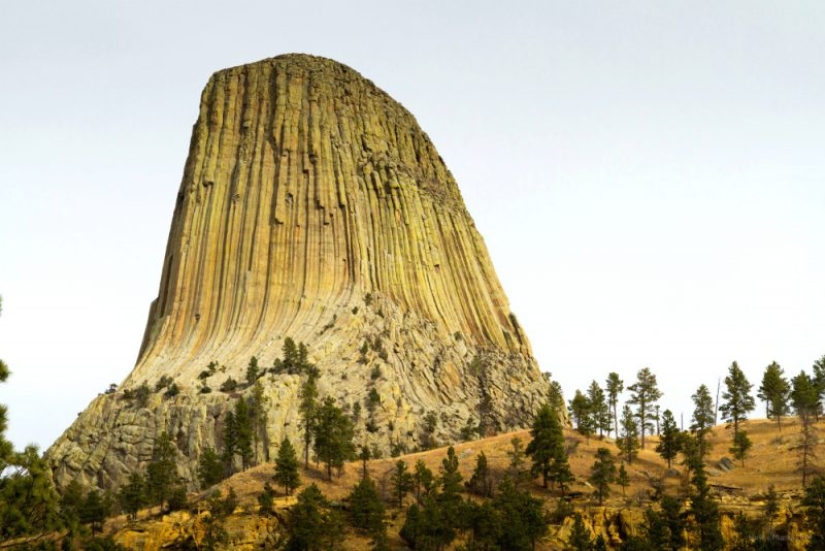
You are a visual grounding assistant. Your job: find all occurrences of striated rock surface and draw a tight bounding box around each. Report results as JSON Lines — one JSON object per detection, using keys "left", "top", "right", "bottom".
{"left": 46, "top": 54, "right": 552, "bottom": 490}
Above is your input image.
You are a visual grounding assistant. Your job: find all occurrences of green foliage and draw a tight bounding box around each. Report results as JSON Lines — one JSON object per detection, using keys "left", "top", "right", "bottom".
{"left": 287, "top": 484, "right": 343, "bottom": 551}
{"left": 313, "top": 396, "right": 356, "bottom": 480}
{"left": 348, "top": 475, "right": 386, "bottom": 541}
{"left": 605, "top": 373, "right": 624, "bottom": 439}
{"left": 616, "top": 405, "right": 640, "bottom": 464}
{"left": 567, "top": 513, "right": 592, "bottom": 551}
{"left": 84, "top": 535, "right": 128, "bottom": 551}
{"left": 274, "top": 437, "right": 301, "bottom": 496}
{"left": 640, "top": 494, "right": 685, "bottom": 551}
{"left": 0, "top": 444, "right": 61, "bottom": 540}
{"left": 792, "top": 370, "right": 820, "bottom": 486}
{"left": 118, "top": 472, "right": 147, "bottom": 520}
{"left": 163, "top": 383, "right": 180, "bottom": 398}
{"left": 258, "top": 482, "right": 276, "bottom": 515}
{"left": 133, "top": 383, "right": 151, "bottom": 408}
{"left": 413, "top": 460, "right": 435, "bottom": 503}
{"left": 391, "top": 460, "right": 414, "bottom": 508}
{"left": 146, "top": 431, "right": 180, "bottom": 512}
{"left": 690, "top": 384, "right": 715, "bottom": 459}
{"left": 627, "top": 367, "right": 663, "bottom": 448}
{"left": 219, "top": 376, "right": 238, "bottom": 392}
{"left": 730, "top": 430, "right": 753, "bottom": 467}
{"left": 588, "top": 447, "right": 617, "bottom": 505}
{"left": 759, "top": 361, "right": 790, "bottom": 429}
{"left": 197, "top": 447, "right": 225, "bottom": 490}
{"left": 568, "top": 389, "right": 595, "bottom": 442}
{"left": 617, "top": 462, "right": 630, "bottom": 498}
{"left": 587, "top": 380, "right": 612, "bottom": 437}
{"left": 803, "top": 475, "right": 825, "bottom": 551}
{"left": 720, "top": 361, "right": 756, "bottom": 437}
{"left": 688, "top": 462, "right": 724, "bottom": 551}
{"left": 246, "top": 356, "right": 260, "bottom": 384}
{"left": 526, "top": 403, "right": 572, "bottom": 492}
{"left": 493, "top": 476, "right": 550, "bottom": 551}
{"left": 460, "top": 416, "right": 480, "bottom": 442}
{"left": 655, "top": 409, "right": 682, "bottom": 469}
{"left": 467, "top": 451, "right": 494, "bottom": 497}
{"left": 299, "top": 367, "right": 319, "bottom": 468}
{"left": 154, "top": 375, "right": 174, "bottom": 392}
{"left": 79, "top": 489, "right": 111, "bottom": 535}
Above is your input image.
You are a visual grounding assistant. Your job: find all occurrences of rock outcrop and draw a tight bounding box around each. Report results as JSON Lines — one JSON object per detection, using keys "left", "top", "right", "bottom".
{"left": 46, "top": 54, "right": 551, "bottom": 490}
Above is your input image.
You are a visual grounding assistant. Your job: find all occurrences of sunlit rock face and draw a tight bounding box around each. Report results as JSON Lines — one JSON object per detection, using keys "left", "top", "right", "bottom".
{"left": 46, "top": 54, "right": 551, "bottom": 490}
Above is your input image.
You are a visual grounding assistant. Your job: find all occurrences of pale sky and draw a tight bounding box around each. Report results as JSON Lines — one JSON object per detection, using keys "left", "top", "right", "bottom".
{"left": 1, "top": 1, "right": 823, "bottom": 450}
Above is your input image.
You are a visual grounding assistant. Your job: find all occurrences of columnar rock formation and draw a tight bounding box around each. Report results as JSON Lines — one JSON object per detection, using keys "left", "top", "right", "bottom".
{"left": 46, "top": 54, "right": 552, "bottom": 490}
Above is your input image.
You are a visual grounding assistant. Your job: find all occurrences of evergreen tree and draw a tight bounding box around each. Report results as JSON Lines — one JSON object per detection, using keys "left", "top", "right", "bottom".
{"left": 299, "top": 369, "right": 319, "bottom": 469}
{"left": 758, "top": 361, "right": 790, "bottom": 430}
{"left": 79, "top": 490, "right": 109, "bottom": 535}
{"left": 730, "top": 430, "right": 752, "bottom": 467}
{"left": 495, "top": 476, "right": 549, "bottom": 551}
{"left": 802, "top": 475, "right": 825, "bottom": 551}
{"left": 568, "top": 513, "right": 592, "bottom": 551}
{"left": 0, "top": 444, "right": 61, "bottom": 540}
{"left": 233, "top": 398, "right": 254, "bottom": 470}
{"left": 146, "top": 431, "right": 178, "bottom": 512}
{"left": 813, "top": 355, "right": 825, "bottom": 404}
{"left": 792, "top": 371, "right": 820, "bottom": 486}
{"left": 548, "top": 380, "right": 566, "bottom": 412}
{"left": 287, "top": 484, "right": 343, "bottom": 551}
{"left": 348, "top": 475, "right": 385, "bottom": 541}
{"left": 465, "top": 499, "right": 502, "bottom": 551}
{"left": 197, "top": 447, "right": 225, "bottom": 490}
{"left": 246, "top": 356, "right": 260, "bottom": 384}
{"left": 313, "top": 396, "right": 356, "bottom": 480}
{"left": 249, "top": 380, "right": 269, "bottom": 463}
{"left": 391, "top": 459, "right": 414, "bottom": 508}
{"left": 720, "top": 361, "right": 756, "bottom": 437}
{"left": 526, "top": 404, "right": 572, "bottom": 492}
{"left": 605, "top": 372, "right": 624, "bottom": 439}
{"left": 688, "top": 462, "right": 724, "bottom": 551}
{"left": 617, "top": 463, "right": 630, "bottom": 498}
{"left": 118, "top": 472, "right": 147, "bottom": 521}
{"left": 616, "top": 405, "right": 640, "bottom": 464}
{"left": 222, "top": 410, "right": 238, "bottom": 475}
{"left": 413, "top": 460, "right": 435, "bottom": 503}
{"left": 690, "top": 384, "right": 715, "bottom": 459}
{"left": 569, "top": 390, "right": 595, "bottom": 442}
{"left": 627, "top": 367, "right": 662, "bottom": 448}
{"left": 588, "top": 380, "right": 612, "bottom": 438}
{"left": 274, "top": 437, "right": 301, "bottom": 495}
{"left": 438, "top": 446, "right": 464, "bottom": 525}
{"left": 655, "top": 409, "right": 681, "bottom": 469}
{"left": 588, "top": 447, "right": 617, "bottom": 505}
{"left": 467, "top": 451, "right": 493, "bottom": 497}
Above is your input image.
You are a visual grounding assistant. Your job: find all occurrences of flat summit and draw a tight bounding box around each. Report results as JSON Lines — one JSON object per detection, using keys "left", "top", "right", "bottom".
{"left": 47, "top": 54, "right": 551, "bottom": 490}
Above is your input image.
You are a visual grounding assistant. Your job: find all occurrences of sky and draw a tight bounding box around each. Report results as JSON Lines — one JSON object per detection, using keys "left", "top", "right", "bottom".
{"left": 1, "top": 1, "right": 823, "bottom": 450}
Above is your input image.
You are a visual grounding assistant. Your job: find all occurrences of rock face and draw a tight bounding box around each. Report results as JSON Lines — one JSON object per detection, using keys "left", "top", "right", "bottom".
{"left": 46, "top": 54, "right": 551, "bottom": 490}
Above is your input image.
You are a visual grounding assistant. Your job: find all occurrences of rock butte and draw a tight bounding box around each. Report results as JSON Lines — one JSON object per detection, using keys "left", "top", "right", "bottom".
{"left": 46, "top": 54, "right": 552, "bottom": 490}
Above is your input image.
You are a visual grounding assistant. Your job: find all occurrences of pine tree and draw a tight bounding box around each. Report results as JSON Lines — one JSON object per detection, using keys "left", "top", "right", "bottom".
{"left": 299, "top": 370, "right": 319, "bottom": 469}
{"left": 233, "top": 398, "right": 254, "bottom": 470}
{"left": 802, "top": 475, "right": 825, "bottom": 551}
{"left": 605, "top": 372, "right": 624, "bottom": 439}
{"left": 792, "top": 371, "right": 820, "bottom": 486}
{"left": 720, "top": 361, "right": 756, "bottom": 438}
{"left": 588, "top": 380, "right": 612, "bottom": 438}
{"left": 730, "top": 430, "right": 752, "bottom": 467}
{"left": 222, "top": 410, "right": 238, "bottom": 475}
{"left": 655, "top": 409, "right": 682, "bottom": 469}
{"left": 249, "top": 380, "right": 269, "bottom": 463}
{"left": 526, "top": 403, "right": 571, "bottom": 491}
{"left": 313, "top": 396, "right": 356, "bottom": 480}
{"left": 197, "top": 447, "right": 225, "bottom": 490}
{"left": 118, "top": 472, "right": 147, "bottom": 521}
{"left": 391, "top": 459, "right": 414, "bottom": 508}
{"left": 348, "top": 475, "right": 385, "bottom": 539}
{"left": 568, "top": 513, "right": 593, "bottom": 551}
{"left": 616, "top": 405, "right": 640, "bottom": 464}
{"left": 617, "top": 463, "right": 630, "bottom": 498}
{"left": 588, "top": 448, "right": 617, "bottom": 505}
{"left": 569, "top": 389, "right": 595, "bottom": 442}
{"left": 246, "top": 356, "right": 260, "bottom": 384}
{"left": 690, "top": 384, "right": 715, "bottom": 459}
{"left": 146, "top": 431, "right": 178, "bottom": 512}
{"left": 758, "top": 361, "right": 790, "bottom": 430}
{"left": 287, "top": 484, "right": 342, "bottom": 551}
{"left": 627, "top": 367, "right": 663, "bottom": 449}
{"left": 413, "top": 460, "right": 435, "bottom": 503}
{"left": 274, "top": 437, "right": 301, "bottom": 495}
{"left": 495, "top": 476, "right": 549, "bottom": 551}
{"left": 467, "top": 451, "right": 493, "bottom": 497}
{"left": 79, "top": 490, "right": 109, "bottom": 535}
{"left": 688, "top": 462, "right": 724, "bottom": 551}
